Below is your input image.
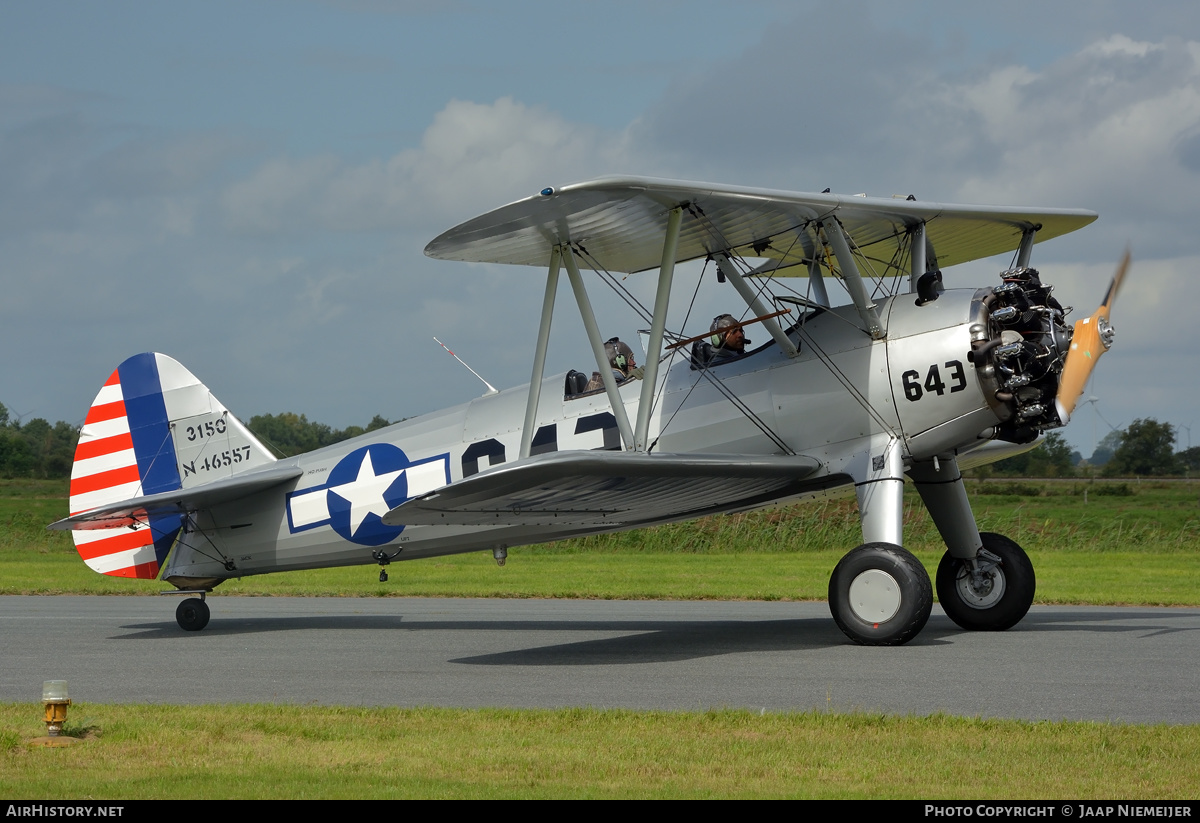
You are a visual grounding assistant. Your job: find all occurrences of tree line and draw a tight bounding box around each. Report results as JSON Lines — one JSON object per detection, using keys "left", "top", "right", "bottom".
{"left": 0, "top": 400, "right": 1193, "bottom": 480}
{"left": 0, "top": 403, "right": 395, "bottom": 478}
{"left": 989, "top": 418, "right": 1193, "bottom": 477}
{"left": 0, "top": 404, "right": 78, "bottom": 479}
{"left": 245, "top": 412, "right": 395, "bottom": 458}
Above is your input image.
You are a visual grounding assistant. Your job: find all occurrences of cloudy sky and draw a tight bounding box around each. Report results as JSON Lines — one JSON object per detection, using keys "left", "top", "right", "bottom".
{"left": 4, "top": 1, "right": 1200, "bottom": 458}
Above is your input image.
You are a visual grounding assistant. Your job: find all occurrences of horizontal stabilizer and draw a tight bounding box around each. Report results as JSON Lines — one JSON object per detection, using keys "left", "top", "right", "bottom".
{"left": 52, "top": 463, "right": 302, "bottom": 531}
{"left": 383, "top": 450, "right": 822, "bottom": 527}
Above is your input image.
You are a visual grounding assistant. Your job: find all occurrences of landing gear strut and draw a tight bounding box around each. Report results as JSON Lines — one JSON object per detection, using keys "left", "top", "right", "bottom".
{"left": 176, "top": 596, "right": 210, "bottom": 632}
{"left": 828, "top": 543, "right": 933, "bottom": 646}
{"left": 936, "top": 532, "right": 1035, "bottom": 631}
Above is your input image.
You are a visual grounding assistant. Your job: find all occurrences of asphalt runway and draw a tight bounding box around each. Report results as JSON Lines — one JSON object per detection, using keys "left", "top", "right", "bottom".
{"left": 2, "top": 596, "right": 1197, "bottom": 724}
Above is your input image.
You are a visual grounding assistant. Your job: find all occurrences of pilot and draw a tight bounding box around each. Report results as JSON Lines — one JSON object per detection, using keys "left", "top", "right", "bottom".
{"left": 583, "top": 337, "right": 637, "bottom": 392}
{"left": 704, "top": 314, "right": 750, "bottom": 363}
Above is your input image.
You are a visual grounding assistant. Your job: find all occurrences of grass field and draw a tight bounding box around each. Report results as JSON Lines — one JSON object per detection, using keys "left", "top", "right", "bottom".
{"left": 3, "top": 705, "right": 1199, "bottom": 799}
{"left": 3, "top": 477, "right": 1198, "bottom": 798}
{"left": 4, "top": 478, "right": 1198, "bottom": 605}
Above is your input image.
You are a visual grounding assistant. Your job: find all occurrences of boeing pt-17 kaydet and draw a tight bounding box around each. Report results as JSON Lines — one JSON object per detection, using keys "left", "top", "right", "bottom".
{"left": 52, "top": 177, "right": 1123, "bottom": 645}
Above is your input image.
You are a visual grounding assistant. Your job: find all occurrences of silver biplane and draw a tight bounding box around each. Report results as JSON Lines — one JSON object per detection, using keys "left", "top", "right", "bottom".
{"left": 52, "top": 176, "right": 1123, "bottom": 645}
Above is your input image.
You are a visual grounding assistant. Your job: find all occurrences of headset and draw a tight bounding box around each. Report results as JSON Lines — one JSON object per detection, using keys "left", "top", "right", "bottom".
{"left": 710, "top": 314, "right": 743, "bottom": 348}
{"left": 605, "top": 337, "right": 630, "bottom": 371}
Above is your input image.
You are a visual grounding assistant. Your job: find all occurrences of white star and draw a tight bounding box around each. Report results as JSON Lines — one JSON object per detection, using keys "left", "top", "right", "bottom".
{"left": 328, "top": 451, "right": 405, "bottom": 536}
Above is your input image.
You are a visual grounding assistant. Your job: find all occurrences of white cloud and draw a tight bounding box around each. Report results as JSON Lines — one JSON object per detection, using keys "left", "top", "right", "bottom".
{"left": 628, "top": 23, "right": 1200, "bottom": 263}
{"left": 1079, "top": 33, "right": 1166, "bottom": 60}
{"left": 952, "top": 35, "right": 1200, "bottom": 234}
{"left": 221, "top": 97, "right": 628, "bottom": 237}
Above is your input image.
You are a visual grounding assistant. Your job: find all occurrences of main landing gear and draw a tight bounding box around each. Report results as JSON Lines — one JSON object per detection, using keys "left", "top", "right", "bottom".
{"left": 828, "top": 542, "right": 933, "bottom": 646}
{"left": 830, "top": 449, "right": 1037, "bottom": 646}
{"left": 936, "top": 532, "right": 1035, "bottom": 631}
{"left": 829, "top": 441, "right": 934, "bottom": 645}
{"left": 176, "top": 595, "right": 210, "bottom": 632}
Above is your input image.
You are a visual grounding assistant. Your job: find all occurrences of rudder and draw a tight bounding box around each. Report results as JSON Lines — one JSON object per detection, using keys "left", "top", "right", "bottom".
{"left": 69, "top": 352, "right": 276, "bottom": 579}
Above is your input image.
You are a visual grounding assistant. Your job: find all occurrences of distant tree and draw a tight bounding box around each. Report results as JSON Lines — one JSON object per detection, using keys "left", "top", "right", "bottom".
{"left": 1088, "top": 429, "right": 1124, "bottom": 466}
{"left": 45, "top": 421, "right": 79, "bottom": 476}
{"left": 1178, "top": 446, "right": 1200, "bottom": 473}
{"left": 247, "top": 413, "right": 395, "bottom": 458}
{"left": 1031, "top": 432, "right": 1075, "bottom": 476}
{"left": 0, "top": 428, "right": 34, "bottom": 478}
{"left": 247, "top": 412, "right": 333, "bottom": 457}
{"left": 365, "top": 415, "right": 392, "bottom": 432}
{"left": 1104, "top": 418, "right": 1181, "bottom": 476}
{"left": 335, "top": 425, "right": 366, "bottom": 442}
{"left": 991, "top": 449, "right": 1029, "bottom": 476}
{"left": 0, "top": 411, "right": 78, "bottom": 478}
{"left": 991, "top": 432, "right": 1075, "bottom": 477}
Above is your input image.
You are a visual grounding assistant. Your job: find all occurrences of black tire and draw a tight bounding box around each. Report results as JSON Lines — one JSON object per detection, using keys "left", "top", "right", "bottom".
{"left": 828, "top": 543, "right": 933, "bottom": 646}
{"left": 936, "top": 532, "right": 1035, "bottom": 631}
{"left": 176, "top": 598, "right": 210, "bottom": 632}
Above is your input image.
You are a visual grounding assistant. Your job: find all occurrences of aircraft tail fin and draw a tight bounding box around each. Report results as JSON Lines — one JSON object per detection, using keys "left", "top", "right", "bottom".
{"left": 68, "top": 352, "right": 276, "bottom": 579}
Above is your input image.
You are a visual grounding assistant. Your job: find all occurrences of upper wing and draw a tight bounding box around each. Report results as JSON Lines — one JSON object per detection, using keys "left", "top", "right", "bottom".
{"left": 425, "top": 176, "right": 1097, "bottom": 274}
{"left": 49, "top": 464, "right": 303, "bottom": 530}
{"left": 383, "top": 450, "right": 823, "bottom": 528}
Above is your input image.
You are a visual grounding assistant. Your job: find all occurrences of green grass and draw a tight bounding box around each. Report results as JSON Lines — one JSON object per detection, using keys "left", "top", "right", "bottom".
{"left": 4, "top": 478, "right": 1198, "bottom": 605}
{"left": 2, "top": 704, "right": 1198, "bottom": 799}
{"left": 4, "top": 479, "right": 1199, "bottom": 799}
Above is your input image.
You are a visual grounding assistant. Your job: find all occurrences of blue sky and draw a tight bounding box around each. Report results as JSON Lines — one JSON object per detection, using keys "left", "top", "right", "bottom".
{"left": 4, "top": 1, "right": 1200, "bottom": 458}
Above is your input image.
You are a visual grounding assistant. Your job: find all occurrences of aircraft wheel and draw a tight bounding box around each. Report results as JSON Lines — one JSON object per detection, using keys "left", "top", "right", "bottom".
{"left": 828, "top": 543, "right": 933, "bottom": 646}
{"left": 176, "top": 598, "right": 210, "bottom": 632}
{"left": 936, "top": 532, "right": 1035, "bottom": 631}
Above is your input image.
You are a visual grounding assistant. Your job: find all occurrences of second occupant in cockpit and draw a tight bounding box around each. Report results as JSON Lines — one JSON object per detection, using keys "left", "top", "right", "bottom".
{"left": 583, "top": 337, "right": 638, "bottom": 392}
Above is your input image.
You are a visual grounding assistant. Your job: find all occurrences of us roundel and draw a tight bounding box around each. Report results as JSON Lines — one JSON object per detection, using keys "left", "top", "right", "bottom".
{"left": 325, "top": 444, "right": 412, "bottom": 546}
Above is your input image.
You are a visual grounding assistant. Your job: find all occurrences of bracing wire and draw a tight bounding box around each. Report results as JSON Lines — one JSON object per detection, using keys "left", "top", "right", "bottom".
{"left": 171, "top": 513, "right": 233, "bottom": 569}
{"left": 576, "top": 224, "right": 796, "bottom": 454}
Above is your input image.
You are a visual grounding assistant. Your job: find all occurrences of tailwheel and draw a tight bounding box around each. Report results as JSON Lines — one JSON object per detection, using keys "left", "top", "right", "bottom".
{"left": 936, "top": 532, "right": 1035, "bottom": 631}
{"left": 829, "top": 543, "right": 933, "bottom": 646}
{"left": 176, "top": 597, "right": 210, "bottom": 632}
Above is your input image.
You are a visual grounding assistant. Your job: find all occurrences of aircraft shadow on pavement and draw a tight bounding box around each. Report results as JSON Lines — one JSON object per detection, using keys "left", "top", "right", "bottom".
{"left": 115, "top": 616, "right": 871, "bottom": 662}
{"left": 113, "top": 612, "right": 960, "bottom": 664}
{"left": 115, "top": 613, "right": 410, "bottom": 638}
{"left": 1016, "top": 607, "right": 1200, "bottom": 639}
{"left": 449, "top": 618, "right": 848, "bottom": 666}
{"left": 110, "top": 608, "right": 1198, "bottom": 665}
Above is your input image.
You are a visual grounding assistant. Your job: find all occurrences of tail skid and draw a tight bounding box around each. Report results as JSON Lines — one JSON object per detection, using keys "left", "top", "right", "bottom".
{"left": 67, "top": 353, "right": 276, "bottom": 579}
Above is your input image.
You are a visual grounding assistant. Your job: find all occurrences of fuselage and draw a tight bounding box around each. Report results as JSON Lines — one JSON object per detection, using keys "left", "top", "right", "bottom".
{"left": 163, "top": 287, "right": 1008, "bottom": 586}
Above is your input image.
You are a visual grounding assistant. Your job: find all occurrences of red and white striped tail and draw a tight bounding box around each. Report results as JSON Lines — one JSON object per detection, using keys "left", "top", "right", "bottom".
{"left": 69, "top": 367, "right": 173, "bottom": 578}
{"left": 65, "top": 352, "right": 275, "bottom": 580}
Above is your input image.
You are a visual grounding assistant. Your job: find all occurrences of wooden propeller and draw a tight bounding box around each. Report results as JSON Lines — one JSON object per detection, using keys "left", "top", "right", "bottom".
{"left": 1055, "top": 249, "right": 1130, "bottom": 423}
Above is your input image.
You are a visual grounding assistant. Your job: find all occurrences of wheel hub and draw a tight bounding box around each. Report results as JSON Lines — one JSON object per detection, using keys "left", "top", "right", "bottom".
{"left": 955, "top": 566, "right": 1006, "bottom": 609}
{"left": 847, "top": 569, "right": 901, "bottom": 623}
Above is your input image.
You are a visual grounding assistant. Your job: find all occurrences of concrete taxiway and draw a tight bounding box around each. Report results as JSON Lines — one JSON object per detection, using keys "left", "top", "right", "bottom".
{"left": 1, "top": 596, "right": 1196, "bottom": 723}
